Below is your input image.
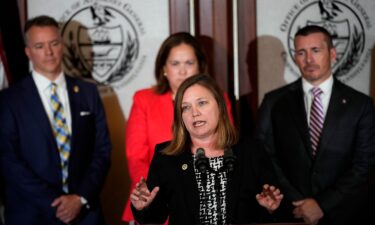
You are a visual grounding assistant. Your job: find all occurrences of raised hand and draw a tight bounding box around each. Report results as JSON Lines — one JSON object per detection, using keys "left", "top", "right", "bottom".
{"left": 130, "top": 177, "right": 160, "bottom": 211}
{"left": 256, "top": 184, "right": 283, "bottom": 212}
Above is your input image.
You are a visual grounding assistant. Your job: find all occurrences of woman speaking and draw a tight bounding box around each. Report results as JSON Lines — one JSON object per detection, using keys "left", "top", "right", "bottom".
{"left": 130, "top": 74, "right": 282, "bottom": 224}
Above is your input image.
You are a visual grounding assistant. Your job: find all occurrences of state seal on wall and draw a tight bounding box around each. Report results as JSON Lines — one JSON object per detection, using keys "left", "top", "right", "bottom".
{"left": 60, "top": 0, "right": 146, "bottom": 88}
{"left": 281, "top": 0, "right": 372, "bottom": 82}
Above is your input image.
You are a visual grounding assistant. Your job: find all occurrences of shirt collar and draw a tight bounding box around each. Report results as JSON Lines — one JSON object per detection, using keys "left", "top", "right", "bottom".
{"left": 32, "top": 70, "right": 66, "bottom": 92}
{"left": 302, "top": 75, "right": 333, "bottom": 96}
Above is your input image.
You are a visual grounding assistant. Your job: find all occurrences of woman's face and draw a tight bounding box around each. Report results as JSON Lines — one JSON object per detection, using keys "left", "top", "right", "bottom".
{"left": 181, "top": 84, "right": 219, "bottom": 141}
{"left": 163, "top": 43, "right": 199, "bottom": 96}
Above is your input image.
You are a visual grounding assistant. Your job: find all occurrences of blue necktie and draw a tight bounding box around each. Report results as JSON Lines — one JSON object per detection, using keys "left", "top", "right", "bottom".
{"left": 50, "top": 82, "right": 71, "bottom": 193}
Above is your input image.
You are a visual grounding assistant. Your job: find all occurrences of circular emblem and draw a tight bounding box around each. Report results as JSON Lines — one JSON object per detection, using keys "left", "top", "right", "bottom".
{"left": 181, "top": 164, "right": 188, "bottom": 171}
{"left": 61, "top": 1, "right": 142, "bottom": 86}
{"left": 284, "top": 0, "right": 370, "bottom": 82}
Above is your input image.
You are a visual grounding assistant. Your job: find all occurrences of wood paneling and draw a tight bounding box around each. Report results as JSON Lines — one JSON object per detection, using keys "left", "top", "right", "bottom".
{"left": 169, "top": 0, "right": 190, "bottom": 33}
{"left": 169, "top": 0, "right": 258, "bottom": 134}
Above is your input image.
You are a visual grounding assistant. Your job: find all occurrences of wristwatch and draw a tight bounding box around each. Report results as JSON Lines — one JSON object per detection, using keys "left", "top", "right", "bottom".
{"left": 80, "top": 196, "right": 90, "bottom": 209}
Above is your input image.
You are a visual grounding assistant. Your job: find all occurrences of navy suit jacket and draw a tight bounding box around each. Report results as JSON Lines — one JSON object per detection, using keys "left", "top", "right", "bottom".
{"left": 0, "top": 75, "right": 111, "bottom": 225}
{"left": 257, "top": 78, "right": 375, "bottom": 225}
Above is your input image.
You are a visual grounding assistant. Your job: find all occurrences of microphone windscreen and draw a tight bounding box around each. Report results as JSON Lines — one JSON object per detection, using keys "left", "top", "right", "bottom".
{"left": 196, "top": 148, "right": 205, "bottom": 158}
{"left": 224, "top": 148, "right": 236, "bottom": 172}
{"left": 195, "top": 148, "right": 208, "bottom": 173}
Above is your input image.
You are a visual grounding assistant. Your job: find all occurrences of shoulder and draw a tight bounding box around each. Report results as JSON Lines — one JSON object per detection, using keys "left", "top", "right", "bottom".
{"left": 262, "top": 79, "right": 301, "bottom": 104}
{"left": 0, "top": 76, "right": 32, "bottom": 103}
{"left": 334, "top": 79, "right": 372, "bottom": 101}
{"left": 132, "top": 88, "right": 171, "bottom": 107}
{"left": 65, "top": 75, "right": 98, "bottom": 92}
{"left": 154, "top": 141, "right": 171, "bottom": 152}
{"left": 151, "top": 141, "right": 180, "bottom": 166}
{"left": 133, "top": 88, "right": 159, "bottom": 99}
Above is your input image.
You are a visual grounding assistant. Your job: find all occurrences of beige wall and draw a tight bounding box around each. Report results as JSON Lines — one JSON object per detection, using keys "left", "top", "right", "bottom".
{"left": 257, "top": 35, "right": 287, "bottom": 104}
{"left": 100, "top": 87, "right": 129, "bottom": 225}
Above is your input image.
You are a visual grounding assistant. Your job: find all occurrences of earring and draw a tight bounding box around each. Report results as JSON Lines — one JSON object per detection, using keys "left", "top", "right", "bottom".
{"left": 163, "top": 72, "right": 167, "bottom": 76}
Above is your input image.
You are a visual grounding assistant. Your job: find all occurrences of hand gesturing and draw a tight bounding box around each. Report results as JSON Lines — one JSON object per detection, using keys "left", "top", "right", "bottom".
{"left": 256, "top": 184, "right": 283, "bottom": 212}
{"left": 130, "top": 177, "right": 160, "bottom": 211}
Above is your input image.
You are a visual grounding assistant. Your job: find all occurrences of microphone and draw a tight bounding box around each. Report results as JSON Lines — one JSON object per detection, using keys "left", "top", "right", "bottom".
{"left": 194, "top": 148, "right": 209, "bottom": 173}
{"left": 223, "top": 148, "right": 236, "bottom": 172}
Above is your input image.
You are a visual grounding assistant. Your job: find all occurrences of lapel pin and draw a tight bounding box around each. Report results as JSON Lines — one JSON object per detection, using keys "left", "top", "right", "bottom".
{"left": 181, "top": 164, "right": 188, "bottom": 170}
{"left": 342, "top": 98, "right": 347, "bottom": 104}
{"left": 74, "top": 85, "right": 79, "bottom": 93}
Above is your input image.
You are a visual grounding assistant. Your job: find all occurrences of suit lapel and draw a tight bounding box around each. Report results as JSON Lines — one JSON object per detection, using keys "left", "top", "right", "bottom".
{"left": 287, "top": 80, "right": 312, "bottom": 159}
{"left": 179, "top": 150, "right": 200, "bottom": 222}
{"left": 65, "top": 76, "right": 80, "bottom": 152}
{"left": 21, "top": 76, "right": 56, "bottom": 145}
{"left": 317, "top": 80, "right": 346, "bottom": 158}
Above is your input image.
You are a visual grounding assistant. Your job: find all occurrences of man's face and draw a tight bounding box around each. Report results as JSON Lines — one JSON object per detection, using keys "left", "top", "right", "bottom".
{"left": 25, "top": 26, "right": 63, "bottom": 80}
{"left": 294, "top": 32, "right": 336, "bottom": 86}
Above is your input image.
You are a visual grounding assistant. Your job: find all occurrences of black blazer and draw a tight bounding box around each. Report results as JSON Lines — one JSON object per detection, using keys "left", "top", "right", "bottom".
{"left": 0, "top": 75, "right": 111, "bottom": 225}
{"left": 132, "top": 139, "right": 275, "bottom": 225}
{"left": 257, "top": 78, "right": 375, "bottom": 225}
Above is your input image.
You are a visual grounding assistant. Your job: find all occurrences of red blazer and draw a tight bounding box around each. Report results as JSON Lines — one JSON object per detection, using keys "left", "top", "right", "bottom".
{"left": 122, "top": 87, "right": 233, "bottom": 221}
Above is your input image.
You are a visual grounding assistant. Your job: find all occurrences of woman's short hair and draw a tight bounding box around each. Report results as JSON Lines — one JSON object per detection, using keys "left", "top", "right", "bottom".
{"left": 154, "top": 32, "right": 208, "bottom": 94}
{"left": 163, "top": 74, "right": 238, "bottom": 155}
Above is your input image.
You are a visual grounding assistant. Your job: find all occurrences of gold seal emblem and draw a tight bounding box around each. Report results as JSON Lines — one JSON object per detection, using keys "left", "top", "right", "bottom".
{"left": 181, "top": 164, "right": 188, "bottom": 170}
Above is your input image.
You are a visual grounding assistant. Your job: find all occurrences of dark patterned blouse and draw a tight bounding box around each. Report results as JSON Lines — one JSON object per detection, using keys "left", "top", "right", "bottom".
{"left": 194, "top": 155, "right": 228, "bottom": 225}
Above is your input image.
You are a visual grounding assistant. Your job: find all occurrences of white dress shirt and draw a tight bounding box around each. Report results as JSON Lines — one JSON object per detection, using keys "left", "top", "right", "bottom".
{"left": 302, "top": 75, "right": 333, "bottom": 125}
{"left": 32, "top": 71, "right": 72, "bottom": 133}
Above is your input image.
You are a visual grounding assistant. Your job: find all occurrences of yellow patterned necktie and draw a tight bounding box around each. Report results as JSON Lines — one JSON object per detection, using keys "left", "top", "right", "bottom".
{"left": 50, "top": 82, "right": 71, "bottom": 193}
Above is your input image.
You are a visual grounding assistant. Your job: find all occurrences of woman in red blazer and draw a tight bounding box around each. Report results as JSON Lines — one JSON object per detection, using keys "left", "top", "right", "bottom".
{"left": 122, "top": 32, "right": 233, "bottom": 222}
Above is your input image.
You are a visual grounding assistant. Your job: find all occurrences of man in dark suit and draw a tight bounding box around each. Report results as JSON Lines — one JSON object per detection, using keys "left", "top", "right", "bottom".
{"left": 0, "top": 15, "right": 111, "bottom": 225}
{"left": 256, "top": 25, "right": 375, "bottom": 225}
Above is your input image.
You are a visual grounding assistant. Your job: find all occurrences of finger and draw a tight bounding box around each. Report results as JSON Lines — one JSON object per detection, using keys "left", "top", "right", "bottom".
{"left": 292, "top": 200, "right": 304, "bottom": 206}
{"left": 293, "top": 209, "right": 302, "bottom": 218}
{"left": 56, "top": 208, "right": 68, "bottom": 219}
{"left": 135, "top": 177, "right": 146, "bottom": 188}
{"left": 149, "top": 186, "right": 159, "bottom": 199}
{"left": 60, "top": 215, "right": 72, "bottom": 224}
{"left": 130, "top": 193, "right": 140, "bottom": 201}
{"left": 139, "top": 187, "right": 151, "bottom": 196}
{"left": 293, "top": 211, "right": 306, "bottom": 219}
{"left": 51, "top": 197, "right": 62, "bottom": 207}
{"left": 139, "top": 177, "right": 148, "bottom": 189}
{"left": 276, "top": 194, "right": 284, "bottom": 200}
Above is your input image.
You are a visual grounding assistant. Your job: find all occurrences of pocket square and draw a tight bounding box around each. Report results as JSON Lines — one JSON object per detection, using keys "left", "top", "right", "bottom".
{"left": 80, "top": 111, "right": 91, "bottom": 116}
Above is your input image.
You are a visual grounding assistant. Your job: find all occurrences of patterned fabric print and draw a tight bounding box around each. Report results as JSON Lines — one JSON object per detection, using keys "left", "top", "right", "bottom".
{"left": 50, "top": 83, "right": 71, "bottom": 193}
{"left": 194, "top": 155, "right": 228, "bottom": 225}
